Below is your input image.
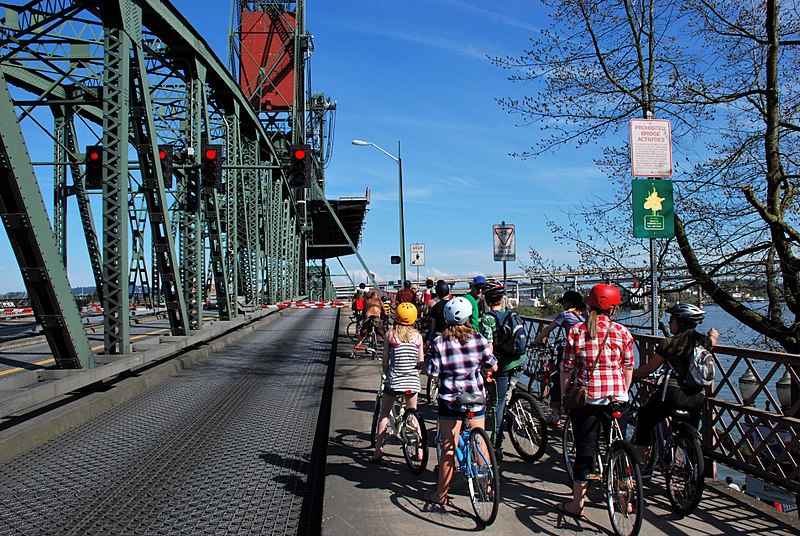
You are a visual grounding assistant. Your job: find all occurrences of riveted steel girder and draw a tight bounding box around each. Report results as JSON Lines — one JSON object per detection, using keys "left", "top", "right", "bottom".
{"left": 0, "top": 0, "right": 318, "bottom": 365}
{"left": 0, "top": 69, "right": 92, "bottom": 368}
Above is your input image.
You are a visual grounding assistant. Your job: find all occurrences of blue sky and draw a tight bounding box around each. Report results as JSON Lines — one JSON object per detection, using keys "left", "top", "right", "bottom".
{"left": 294, "top": 1, "right": 605, "bottom": 286}
{"left": 0, "top": 1, "right": 612, "bottom": 293}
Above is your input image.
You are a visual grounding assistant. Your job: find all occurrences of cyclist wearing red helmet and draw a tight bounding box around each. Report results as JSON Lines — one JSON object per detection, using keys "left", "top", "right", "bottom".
{"left": 556, "top": 283, "right": 635, "bottom": 519}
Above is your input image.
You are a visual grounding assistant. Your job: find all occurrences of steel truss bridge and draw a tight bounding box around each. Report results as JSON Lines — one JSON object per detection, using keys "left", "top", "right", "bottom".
{"left": 0, "top": 1, "right": 368, "bottom": 369}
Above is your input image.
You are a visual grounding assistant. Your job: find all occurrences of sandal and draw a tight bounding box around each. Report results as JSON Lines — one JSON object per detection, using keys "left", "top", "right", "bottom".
{"left": 424, "top": 489, "right": 453, "bottom": 507}
{"left": 369, "top": 449, "right": 386, "bottom": 465}
{"left": 555, "top": 501, "right": 584, "bottom": 520}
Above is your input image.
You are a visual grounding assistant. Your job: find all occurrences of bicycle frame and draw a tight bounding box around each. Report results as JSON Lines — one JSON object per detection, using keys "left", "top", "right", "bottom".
{"left": 436, "top": 418, "right": 489, "bottom": 478}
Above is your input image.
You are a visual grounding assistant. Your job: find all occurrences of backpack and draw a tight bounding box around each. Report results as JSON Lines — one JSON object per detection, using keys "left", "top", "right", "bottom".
{"left": 682, "top": 345, "right": 715, "bottom": 391}
{"left": 489, "top": 310, "right": 527, "bottom": 357}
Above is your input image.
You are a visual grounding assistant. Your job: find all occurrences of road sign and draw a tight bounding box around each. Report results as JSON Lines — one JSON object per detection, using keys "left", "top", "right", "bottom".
{"left": 632, "top": 179, "right": 674, "bottom": 238}
{"left": 493, "top": 224, "right": 516, "bottom": 262}
{"left": 410, "top": 243, "right": 425, "bottom": 266}
{"left": 630, "top": 118, "right": 673, "bottom": 177}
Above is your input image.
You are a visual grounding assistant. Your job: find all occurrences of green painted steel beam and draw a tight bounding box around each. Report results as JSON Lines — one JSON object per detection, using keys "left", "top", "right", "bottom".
{"left": 0, "top": 69, "right": 93, "bottom": 369}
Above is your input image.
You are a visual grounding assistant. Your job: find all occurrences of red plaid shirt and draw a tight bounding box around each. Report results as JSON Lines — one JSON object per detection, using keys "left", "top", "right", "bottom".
{"left": 562, "top": 316, "right": 634, "bottom": 401}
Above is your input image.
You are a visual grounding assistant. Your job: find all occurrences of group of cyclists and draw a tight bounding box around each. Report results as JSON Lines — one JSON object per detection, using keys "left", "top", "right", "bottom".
{"left": 351, "top": 276, "right": 719, "bottom": 531}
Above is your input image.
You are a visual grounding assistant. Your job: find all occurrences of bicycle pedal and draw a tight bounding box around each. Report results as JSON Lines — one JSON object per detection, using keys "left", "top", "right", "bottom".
{"left": 354, "top": 345, "right": 366, "bottom": 350}
{"left": 587, "top": 474, "right": 603, "bottom": 480}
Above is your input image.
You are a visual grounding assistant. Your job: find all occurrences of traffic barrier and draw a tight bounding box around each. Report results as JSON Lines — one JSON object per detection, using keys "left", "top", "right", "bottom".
{"left": 262, "top": 301, "right": 350, "bottom": 310}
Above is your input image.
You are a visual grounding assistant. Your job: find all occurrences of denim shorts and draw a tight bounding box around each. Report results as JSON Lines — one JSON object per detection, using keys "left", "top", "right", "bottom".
{"left": 437, "top": 399, "right": 486, "bottom": 419}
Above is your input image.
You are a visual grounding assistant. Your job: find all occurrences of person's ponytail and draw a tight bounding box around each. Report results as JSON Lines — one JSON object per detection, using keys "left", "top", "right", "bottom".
{"left": 586, "top": 310, "right": 599, "bottom": 339}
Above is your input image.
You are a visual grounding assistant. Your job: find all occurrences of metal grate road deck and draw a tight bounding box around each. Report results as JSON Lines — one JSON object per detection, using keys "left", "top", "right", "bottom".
{"left": 0, "top": 309, "right": 337, "bottom": 535}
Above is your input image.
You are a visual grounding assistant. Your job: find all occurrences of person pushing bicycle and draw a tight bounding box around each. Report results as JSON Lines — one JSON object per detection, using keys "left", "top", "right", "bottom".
{"left": 480, "top": 279, "right": 525, "bottom": 459}
{"left": 425, "top": 296, "right": 497, "bottom": 506}
{"left": 532, "top": 290, "right": 588, "bottom": 425}
{"left": 632, "top": 303, "right": 719, "bottom": 473}
{"left": 558, "top": 284, "right": 634, "bottom": 519}
{"left": 371, "top": 302, "right": 425, "bottom": 464}
{"left": 352, "top": 291, "right": 386, "bottom": 358}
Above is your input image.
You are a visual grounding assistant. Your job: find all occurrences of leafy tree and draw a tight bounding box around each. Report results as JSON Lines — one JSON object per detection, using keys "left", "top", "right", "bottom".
{"left": 496, "top": 0, "right": 800, "bottom": 352}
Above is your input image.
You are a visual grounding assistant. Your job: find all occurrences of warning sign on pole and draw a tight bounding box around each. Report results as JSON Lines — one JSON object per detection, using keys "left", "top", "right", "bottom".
{"left": 630, "top": 118, "right": 673, "bottom": 177}
{"left": 493, "top": 223, "right": 516, "bottom": 262}
{"left": 410, "top": 243, "right": 425, "bottom": 266}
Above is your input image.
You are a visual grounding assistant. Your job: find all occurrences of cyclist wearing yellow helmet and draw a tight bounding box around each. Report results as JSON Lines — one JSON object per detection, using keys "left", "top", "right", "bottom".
{"left": 372, "top": 302, "right": 425, "bottom": 464}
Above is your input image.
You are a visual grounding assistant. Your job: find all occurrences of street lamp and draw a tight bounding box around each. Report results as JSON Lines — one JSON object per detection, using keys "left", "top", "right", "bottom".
{"left": 352, "top": 139, "right": 406, "bottom": 284}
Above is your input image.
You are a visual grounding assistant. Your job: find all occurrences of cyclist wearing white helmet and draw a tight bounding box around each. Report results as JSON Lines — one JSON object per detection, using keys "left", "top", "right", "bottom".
{"left": 425, "top": 296, "right": 497, "bottom": 507}
{"left": 632, "top": 303, "right": 719, "bottom": 471}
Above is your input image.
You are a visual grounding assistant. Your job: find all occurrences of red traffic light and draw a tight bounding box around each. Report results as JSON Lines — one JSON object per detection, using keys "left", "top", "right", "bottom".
{"left": 159, "top": 149, "right": 167, "bottom": 160}
{"left": 88, "top": 151, "right": 100, "bottom": 161}
{"left": 204, "top": 148, "right": 218, "bottom": 160}
{"left": 293, "top": 148, "right": 306, "bottom": 160}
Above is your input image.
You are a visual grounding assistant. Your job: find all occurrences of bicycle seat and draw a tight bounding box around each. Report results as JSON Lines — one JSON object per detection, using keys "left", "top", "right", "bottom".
{"left": 454, "top": 392, "right": 485, "bottom": 407}
{"left": 667, "top": 408, "right": 691, "bottom": 419}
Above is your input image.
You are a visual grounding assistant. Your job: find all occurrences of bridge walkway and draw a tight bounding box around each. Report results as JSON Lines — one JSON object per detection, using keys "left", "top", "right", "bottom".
{"left": 324, "top": 320, "right": 800, "bottom": 535}
{"left": 0, "top": 308, "right": 797, "bottom": 534}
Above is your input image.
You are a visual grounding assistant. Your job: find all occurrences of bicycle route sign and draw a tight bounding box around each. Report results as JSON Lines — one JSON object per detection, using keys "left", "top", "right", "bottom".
{"left": 493, "top": 223, "right": 516, "bottom": 262}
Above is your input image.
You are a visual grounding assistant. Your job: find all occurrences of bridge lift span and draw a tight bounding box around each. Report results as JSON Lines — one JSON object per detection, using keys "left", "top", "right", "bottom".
{"left": 0, "top": 0, "right": 369, "bottom": 368}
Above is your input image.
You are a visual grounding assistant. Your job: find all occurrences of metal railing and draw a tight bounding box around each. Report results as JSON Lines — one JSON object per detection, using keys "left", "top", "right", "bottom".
{"left": 521, "top": 314, "right": 800, "bottom": 496}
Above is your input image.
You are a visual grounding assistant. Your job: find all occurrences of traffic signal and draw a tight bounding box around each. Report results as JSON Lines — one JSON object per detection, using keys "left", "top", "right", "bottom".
{"left": 85, "top": 145, "right": 103, "bottom": 190}
{"left": 288, "top": 144, "right": 311, "bottom": 188}
{"left": 158, "top": 144, "right": 174, "bottom": 188}
{"left": 200, "top": 144, "right": 223, "bottom": 189}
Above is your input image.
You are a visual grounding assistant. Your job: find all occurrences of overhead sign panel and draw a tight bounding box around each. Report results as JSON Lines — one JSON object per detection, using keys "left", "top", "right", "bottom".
{"left": 630, "top": 118, "right": 673, "bottom": 177}
{"left": 493, "top": 224, "right": 516, "bottom": 262}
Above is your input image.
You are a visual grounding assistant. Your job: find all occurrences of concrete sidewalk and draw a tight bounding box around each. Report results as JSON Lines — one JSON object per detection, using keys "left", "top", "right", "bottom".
{"left": 322, "top": 321, "right": 800, "bottom": 535}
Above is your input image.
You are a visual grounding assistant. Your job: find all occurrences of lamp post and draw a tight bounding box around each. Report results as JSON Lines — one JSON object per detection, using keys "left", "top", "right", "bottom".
{"left": 352, "top": 139, "right": 406, "bottom": 284}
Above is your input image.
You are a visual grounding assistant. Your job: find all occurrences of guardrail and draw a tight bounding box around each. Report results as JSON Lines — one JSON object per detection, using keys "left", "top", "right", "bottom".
{"left": 521, "top": 315, "right": 799, "bottom": 498}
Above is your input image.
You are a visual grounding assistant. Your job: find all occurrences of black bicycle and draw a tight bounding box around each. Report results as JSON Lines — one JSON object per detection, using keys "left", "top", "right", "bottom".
{"left": 486, "top": 372, "right": 548, "bottom": 462}
{"left": 346, "top": 314, "right": 363, "bottom": 341}
{"left": 635, "top": 370, "right": 705, "bottom": 516}
{"left": 562, "top": 403, "right": 644, "bottom": 536}
{"left": 525, "top": 341, "right": 561, "bottom": 400}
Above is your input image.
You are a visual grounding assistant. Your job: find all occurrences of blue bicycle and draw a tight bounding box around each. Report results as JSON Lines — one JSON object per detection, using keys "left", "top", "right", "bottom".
{"left": 435, "top": 392, "right": 500, "bottom": 525}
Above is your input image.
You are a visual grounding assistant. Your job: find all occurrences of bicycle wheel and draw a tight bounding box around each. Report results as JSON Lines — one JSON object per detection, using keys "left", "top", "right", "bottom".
{"left": 526, "top": 362, "right": 547, "bottom": 400}
{"left": 467, "top": 427, "right": 500, "bottom": 526}
{"left": 665, "top": 432, "right": 704, "bottom": 516}
{"left": 347, "top": 320, "right": 358, "bottom": 341}
{"left": 426, "top": 375, "right": 438, "bottom": 404}
{"left": 506, "top": 390, "right": 548, "bottom": 462}
{"left": 562, "top": 415, "right": 576, "bottom": 483}
{"left": 401, "top": 409, "right": 428, "bottom": 475}
{"left": 367, "top": 330, "right": 378, "bottom": 359}
{"left": 606, "top": 441, "right": 644, "bottom": 536}
{"left": 369, "top": 393, "right": 382, "bottom": 448}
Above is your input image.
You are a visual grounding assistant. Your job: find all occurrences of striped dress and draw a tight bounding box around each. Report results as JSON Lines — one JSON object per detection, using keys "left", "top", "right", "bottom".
{"left": 385, "top": 333, "right": 422, "bottom": 393}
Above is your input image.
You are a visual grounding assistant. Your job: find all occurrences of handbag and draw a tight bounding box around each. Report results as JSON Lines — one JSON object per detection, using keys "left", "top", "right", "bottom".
{"left": 563, "top": 329, "right": 610, "bottom": 411}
